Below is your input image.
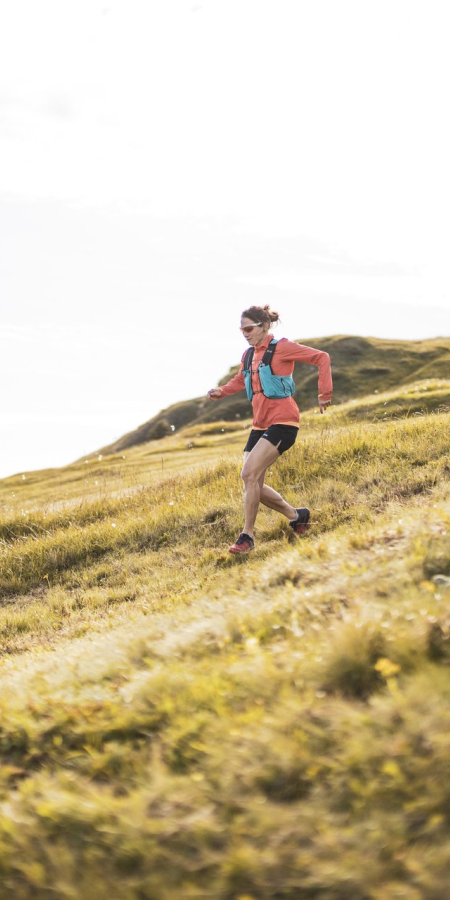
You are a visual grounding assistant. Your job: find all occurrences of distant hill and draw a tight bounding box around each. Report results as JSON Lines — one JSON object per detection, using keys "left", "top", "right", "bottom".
{"left": 95, "top": 335, "right": 450, "bottom": 456}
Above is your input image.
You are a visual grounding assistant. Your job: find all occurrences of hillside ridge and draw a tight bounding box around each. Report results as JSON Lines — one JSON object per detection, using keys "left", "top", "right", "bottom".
{"left": 94, "top": 333, "right": 450, "bottom": 457}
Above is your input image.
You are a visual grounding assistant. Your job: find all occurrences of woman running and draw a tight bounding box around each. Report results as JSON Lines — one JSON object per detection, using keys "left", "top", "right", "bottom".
{"left": 207, "top": 305, "right": 332, "bottom": 554}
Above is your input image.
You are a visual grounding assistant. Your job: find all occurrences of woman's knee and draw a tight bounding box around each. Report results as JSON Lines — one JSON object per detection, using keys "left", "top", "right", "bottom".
{"left": 241, "top": 464, "right": 260, "bottom": 486}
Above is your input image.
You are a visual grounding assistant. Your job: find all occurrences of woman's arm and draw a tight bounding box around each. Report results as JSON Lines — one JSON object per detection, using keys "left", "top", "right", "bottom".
{"left": 277, "top": 339, "right": 333, "bottom": 407}
{"left": 207, "top": 363, "right": 246, "bottom": 400}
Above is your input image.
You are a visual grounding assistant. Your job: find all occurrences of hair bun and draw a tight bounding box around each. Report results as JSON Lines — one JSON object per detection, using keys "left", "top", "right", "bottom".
{"left": 241, "top": 305, "right": 281, "bottom": 326}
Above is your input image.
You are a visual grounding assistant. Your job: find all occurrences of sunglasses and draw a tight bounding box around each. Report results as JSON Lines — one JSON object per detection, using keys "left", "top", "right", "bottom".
{"left": 240, "top": 322, "right": 262, "bottom": 334}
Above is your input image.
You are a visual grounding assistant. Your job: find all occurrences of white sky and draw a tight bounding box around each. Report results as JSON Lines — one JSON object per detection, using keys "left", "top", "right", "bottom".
{"left": 1, "top": 0, "right": 449, "bottom": 479}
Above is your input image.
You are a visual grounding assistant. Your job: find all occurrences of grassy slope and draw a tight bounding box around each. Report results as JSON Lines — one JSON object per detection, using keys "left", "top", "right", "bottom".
{"left": 1, "top": 394, "right": 450, "bottom": 897}
{"left": 96, "top": 335, "right": 450, "bottom": 456}
{"left": 4, "top": 378, "right": 450, "bottom": 511}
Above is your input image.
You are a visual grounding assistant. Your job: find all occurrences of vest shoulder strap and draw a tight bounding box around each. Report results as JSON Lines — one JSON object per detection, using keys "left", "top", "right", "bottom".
{"left": 243, "top": 347, "right": 254, "bottom": 371}
{"left": 243, "top": 339, "right": 278, "bottom": 372}
{"left": 261, "top": 339, "right": 278, "bottom": 367}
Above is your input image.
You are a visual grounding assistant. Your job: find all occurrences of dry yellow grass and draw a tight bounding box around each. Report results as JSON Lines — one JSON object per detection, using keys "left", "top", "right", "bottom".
{"left": 1, "top": 395, "right": 450, "bottom": 898}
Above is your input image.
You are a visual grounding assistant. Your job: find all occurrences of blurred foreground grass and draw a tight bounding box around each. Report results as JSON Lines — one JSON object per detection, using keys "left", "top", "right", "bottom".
{"left": 1, "top": 395, "right": 450, "bottom": 897}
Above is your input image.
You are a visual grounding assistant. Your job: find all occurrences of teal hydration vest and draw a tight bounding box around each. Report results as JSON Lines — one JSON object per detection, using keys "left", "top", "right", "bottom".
{"left": 242, "top": 339, "right": 295, "bottom": 401}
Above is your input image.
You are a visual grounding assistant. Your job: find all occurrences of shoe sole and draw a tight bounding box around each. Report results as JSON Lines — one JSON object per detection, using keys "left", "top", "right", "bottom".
{"left": 291, "top": 510, "right": 310, "bottom": 536}
{"left": 229, "top": 545, "right": 254, "bottom": 554}
{"left": 292, "top": 522, "right": 310, "bottom": 535}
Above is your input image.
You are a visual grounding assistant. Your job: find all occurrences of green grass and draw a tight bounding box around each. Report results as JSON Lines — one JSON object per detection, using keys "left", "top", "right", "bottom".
{"left": 2, "top": 389, "right": 450, "bottom": 897}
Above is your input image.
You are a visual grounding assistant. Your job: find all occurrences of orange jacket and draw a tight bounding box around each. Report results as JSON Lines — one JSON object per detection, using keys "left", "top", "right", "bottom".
{"left": 219, "top": 334, "right": 332, "bottom": 429}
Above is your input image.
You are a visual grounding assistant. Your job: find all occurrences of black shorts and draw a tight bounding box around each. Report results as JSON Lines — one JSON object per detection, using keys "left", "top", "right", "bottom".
{"left": 244, "top": 424, "right": 299, "bottom": 456}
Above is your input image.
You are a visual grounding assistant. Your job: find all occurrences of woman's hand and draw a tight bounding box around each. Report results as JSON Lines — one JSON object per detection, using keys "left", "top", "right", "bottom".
{"left": 207, "top": 389, "right": 223, "bottom": 401}
{"left": 319, "top": 399, "right": 331, "bottom": 414}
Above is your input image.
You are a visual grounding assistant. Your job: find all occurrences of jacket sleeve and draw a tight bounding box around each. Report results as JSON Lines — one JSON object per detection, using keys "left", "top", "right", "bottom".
{"left": 218, "top": 361, "right": 246, "bottom": 397}
{"left": 278, "top": 340, "right": 333, "bottom": 402}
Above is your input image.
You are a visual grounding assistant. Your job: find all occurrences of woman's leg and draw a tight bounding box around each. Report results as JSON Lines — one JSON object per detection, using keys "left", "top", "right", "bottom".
{"left": 258, "top": 474, "right": 297, "bottom": 520}
{"left": 241, "top": 439, "right": 296, "bottom": 536}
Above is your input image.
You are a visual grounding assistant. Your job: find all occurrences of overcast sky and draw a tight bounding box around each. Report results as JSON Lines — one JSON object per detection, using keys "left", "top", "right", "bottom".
{"left": 1, "top": 0, "right": 449, "bottom": 480}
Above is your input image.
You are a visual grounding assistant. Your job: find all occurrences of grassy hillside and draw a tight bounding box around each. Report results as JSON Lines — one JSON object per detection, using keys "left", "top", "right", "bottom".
{"left": 96, "top": 335, "right": 450, "bottom": 456}
{"left": 1, "top": 385, "right": 450, "bottom": 897}
{"left": 3, "top": 377, "right": 450, "bottom": 513}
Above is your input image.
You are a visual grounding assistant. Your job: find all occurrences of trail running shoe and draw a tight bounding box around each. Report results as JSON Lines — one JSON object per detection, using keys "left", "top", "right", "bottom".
{"left": 289, "top": 508, "right": 310, "bottom": 535}
{"left": 229, "top": 532, "right": 255, "bottom": 554}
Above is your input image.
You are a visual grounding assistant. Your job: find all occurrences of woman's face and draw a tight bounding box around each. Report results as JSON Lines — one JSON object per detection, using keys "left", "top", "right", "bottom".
{"left": 240, "top": 317, "right": 269, "bottom": 347}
